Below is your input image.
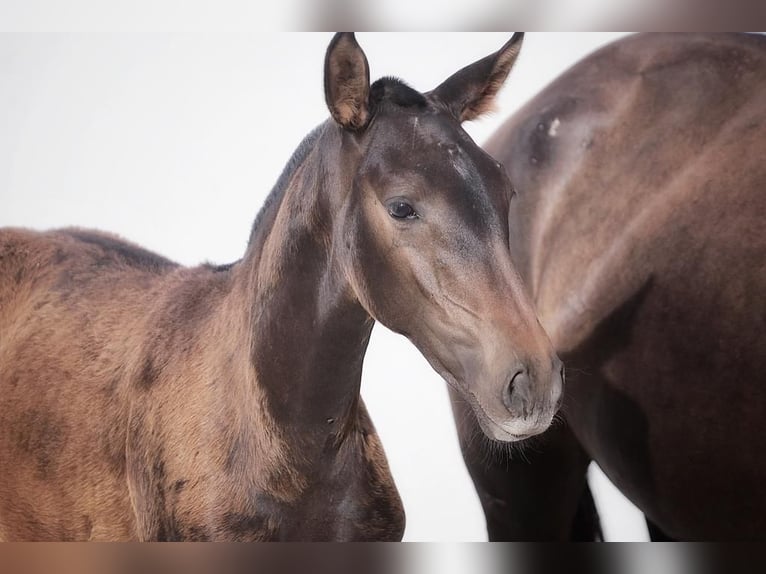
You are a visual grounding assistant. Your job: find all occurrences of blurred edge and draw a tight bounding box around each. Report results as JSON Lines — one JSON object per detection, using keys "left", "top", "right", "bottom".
{"left": 308, "top": 0, "right": 766, "bottom": 31}
{"left": 1, "top": 544, "right": 765, "bottom": 574}
{"left": 0, "top": 0, "right": 764, "bottom": 31}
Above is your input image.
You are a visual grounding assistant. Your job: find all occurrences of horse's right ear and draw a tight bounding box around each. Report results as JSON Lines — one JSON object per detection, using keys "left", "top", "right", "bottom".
{"left": 324, "top": 33, "right": 371, "bottom": 131}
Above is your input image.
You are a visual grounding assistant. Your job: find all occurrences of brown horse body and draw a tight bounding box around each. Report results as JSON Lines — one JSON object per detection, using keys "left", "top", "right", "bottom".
{"left": 0, "top": 34, "right": 562, "bottom": 540}
{"left": 454, "top": 33, "right": 766, "bottom": 540}
{"left": 0, "top": 167, "right": 404, "bottom": 541}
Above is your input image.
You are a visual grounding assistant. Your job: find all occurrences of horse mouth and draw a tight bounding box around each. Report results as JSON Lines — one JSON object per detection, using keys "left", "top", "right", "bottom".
{"left": 473, "top": 412, "right": 536, "bottom": 442}
{"left": 460, "top": 385, "right": 544, "bottom": 443}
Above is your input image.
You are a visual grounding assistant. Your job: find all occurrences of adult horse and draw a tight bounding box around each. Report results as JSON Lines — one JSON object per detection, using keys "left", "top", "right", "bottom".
{"left": 0, "top": 33, "right": 563, "bottom": 540}
{"left": 451, "top": 32, "right": 766, "bottom": 541}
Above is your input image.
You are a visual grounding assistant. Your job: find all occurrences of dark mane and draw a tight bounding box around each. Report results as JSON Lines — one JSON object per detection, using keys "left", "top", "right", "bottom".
{"left": 62, "top": 229, "right": 178, "bottom": 272}
{"left": 371, "top": 77, "right": 427, "bottom": 109}
{"left": 247, "top": 124, "right": 324, "bottom": 246}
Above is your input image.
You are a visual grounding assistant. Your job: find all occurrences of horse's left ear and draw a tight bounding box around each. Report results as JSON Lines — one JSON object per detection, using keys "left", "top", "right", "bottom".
{"left": 324, "top": 33, "right": 371, "bottom": 131}
{"left": 430, "top": 33, "right": 524, "bottom": 123}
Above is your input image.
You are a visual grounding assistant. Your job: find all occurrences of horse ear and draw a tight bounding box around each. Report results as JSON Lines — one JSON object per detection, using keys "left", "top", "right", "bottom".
{"left": 430, "top": 32, "right": 524, "bottom": 123}
{"left": 324, "top": 33, "right": 371, "bottom": 131}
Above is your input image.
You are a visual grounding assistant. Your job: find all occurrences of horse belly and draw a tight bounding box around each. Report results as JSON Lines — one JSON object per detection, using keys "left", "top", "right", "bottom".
{"left": 564, "top": 270, "right": 766, "bottom": 540}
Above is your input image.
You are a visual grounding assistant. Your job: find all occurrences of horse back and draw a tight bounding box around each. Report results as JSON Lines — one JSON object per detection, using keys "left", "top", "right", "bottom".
{"left": 1, "top": 226, "right": 175, "bottom": 307}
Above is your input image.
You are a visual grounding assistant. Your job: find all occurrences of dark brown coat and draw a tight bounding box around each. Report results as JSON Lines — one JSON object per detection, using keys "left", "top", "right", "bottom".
{"left": 453, "top": 32, "right": 766, "bottom": 540}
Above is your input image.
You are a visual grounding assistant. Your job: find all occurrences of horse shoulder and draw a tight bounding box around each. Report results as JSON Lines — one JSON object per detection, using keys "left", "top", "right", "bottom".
{"left": 492, "top": 33, "right": 766, "bottom": 354}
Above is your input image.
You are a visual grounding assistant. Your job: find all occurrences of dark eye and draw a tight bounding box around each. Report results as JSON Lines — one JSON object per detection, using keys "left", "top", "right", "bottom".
{"left": 387, "top": 200, "right": 418, "bottom": 220}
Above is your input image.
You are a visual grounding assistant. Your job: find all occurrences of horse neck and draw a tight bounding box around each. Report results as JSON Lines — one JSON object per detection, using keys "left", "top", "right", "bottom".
{"left": 234, "top": 124, "right": 373, "bottom": 437}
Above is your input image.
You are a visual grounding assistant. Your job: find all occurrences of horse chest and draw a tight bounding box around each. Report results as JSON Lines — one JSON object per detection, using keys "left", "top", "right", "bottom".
{"left": 127, "top": 429, "right": 404, "bottom": 541}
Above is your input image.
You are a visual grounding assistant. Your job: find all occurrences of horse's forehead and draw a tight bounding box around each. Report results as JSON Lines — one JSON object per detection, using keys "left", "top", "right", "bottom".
{"left": 420, "top": 119, "right": 501, "bottom": 196}
{"left": 412, "top": 113, "right": 471, "bottom": 146}
{"left": 364, "top": 114, "right": 504, "bottom": 231}
{"left": 375, "top": 114, "right": 485, "bottom": 175}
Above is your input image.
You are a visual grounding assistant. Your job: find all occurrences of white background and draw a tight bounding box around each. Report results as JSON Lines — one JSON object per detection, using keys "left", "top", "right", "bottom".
{"left": 0, "top": 32, "right": 649, "bottom": 541}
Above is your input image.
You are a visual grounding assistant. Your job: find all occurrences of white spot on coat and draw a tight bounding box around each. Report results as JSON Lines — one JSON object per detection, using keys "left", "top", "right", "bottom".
{"left": 548, "top": 118, "right": 561, "bottom": 137}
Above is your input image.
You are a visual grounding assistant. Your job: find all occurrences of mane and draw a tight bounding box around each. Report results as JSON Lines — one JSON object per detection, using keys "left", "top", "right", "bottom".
{"left": 370, "top": 77, "right": 427, "bottom": 109}
{"left": 247, "top": 124, "right": 324, "bottom": 246}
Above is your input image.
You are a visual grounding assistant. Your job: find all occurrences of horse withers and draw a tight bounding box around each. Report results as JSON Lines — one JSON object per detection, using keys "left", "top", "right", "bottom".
{"left": 0, "top": 33, "right": 561, "bottom": 540}
{"left": 453, "top": 33, "right": 766, "bottom": 540}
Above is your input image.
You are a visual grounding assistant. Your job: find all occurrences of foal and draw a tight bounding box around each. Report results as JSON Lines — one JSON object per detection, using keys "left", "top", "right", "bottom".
{"left": 0, "top": 33, "right": 562, "bottom": 540}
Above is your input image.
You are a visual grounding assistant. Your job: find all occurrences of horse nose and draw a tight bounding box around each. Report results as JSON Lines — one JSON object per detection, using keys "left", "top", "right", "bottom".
{"left": 553, "top": 357, "right": 565, "bottom": 411}
{"left": 502, "top": 359, "right": 564, "bottom": 417}
{"left": 502, "top": 368, "right": 532, "bottom": 416}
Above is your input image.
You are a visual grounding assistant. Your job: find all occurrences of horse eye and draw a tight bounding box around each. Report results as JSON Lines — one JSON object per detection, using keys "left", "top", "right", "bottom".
{"left": 388, "top": 200, "right": 418, "bottom": 220}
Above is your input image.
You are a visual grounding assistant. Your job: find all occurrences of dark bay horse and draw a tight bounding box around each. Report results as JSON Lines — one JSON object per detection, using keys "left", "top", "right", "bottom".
{"left": 0, "top": 33, "right": 562, "bottom": 540}
{"left": 452, "top": 33, "right": 766, "bottom": 540}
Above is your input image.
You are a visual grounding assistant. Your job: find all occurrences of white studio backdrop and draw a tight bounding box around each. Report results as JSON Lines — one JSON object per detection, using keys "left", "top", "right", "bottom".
{"left": 0, "top": 32, "right": 648, "bottom": 541}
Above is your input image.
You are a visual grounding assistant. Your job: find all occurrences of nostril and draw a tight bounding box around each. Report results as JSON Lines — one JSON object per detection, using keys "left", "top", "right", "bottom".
{"left": 551, "top": 357, "right": 565, "bottom": 387}
{"left": 503, "top": 370, "right": 528, "bottom": 411}
{"left": 554, "top": 361, "right": 565, "bottom": 411}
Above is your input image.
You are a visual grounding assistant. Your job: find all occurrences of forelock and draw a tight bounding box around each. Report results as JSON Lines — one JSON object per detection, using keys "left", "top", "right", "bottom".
{"left": 370, "top": 77, "right": 427, "bottom": 110}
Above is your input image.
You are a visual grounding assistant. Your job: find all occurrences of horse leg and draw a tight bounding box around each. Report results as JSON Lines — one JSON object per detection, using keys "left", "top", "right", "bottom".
{"left": 449, "top": 387, "right": 599, "bottom": 541}
{"left": 572, "top": 480, "right": 603, "bottom": 541}
{"left": 646, "top": 517, "right": 675, "bottom": 541}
